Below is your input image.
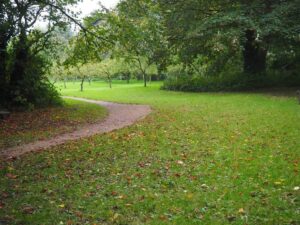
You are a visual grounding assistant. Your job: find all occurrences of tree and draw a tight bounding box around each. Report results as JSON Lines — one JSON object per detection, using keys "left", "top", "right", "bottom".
{"left": 115, "top": 0, "right": 169, "bottom": 87}
{"left": 65, "top": 1, "right": 170, "bottom": 88}
{"left": 159, "top": 0, "right": 300, "bottom": 76}
{"left": 48, "top": 28, "right": 74, "bottom": 87}
{"left": 62, "top": 9, "right": 116, "bottom": 88}
{"left": 0, "top": 1, "right": 14, "bottom": 102}
{"left": 81, "top": 1, "right": 169, "bottom": 87}
{"left": 0, "top": 0, "right": 106, "bottom": 108}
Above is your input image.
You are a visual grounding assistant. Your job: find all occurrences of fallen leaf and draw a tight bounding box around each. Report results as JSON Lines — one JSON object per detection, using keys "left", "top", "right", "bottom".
{"left": 186, "top": 193, "right": 194, "bottom": 199}
{"left": 58, "top": 204, "right": 65, "bottom": 208}
{"left": 66, "top": 220, "right": 73, "bottom": 225}
{"left": 116, "top": 195, "right": 125, "bottom": 199}
{"left": 176, "top": 160, "right": 184, "bottom": 165}
{"left": 111, "top": 191, "right": 118, "bottom": 196}
{"left": 110, "top": 213, "right": 120, "bottom": 221}
{"left": 200, "top": 184, "right": 209, "bottom": 189}
{"left": 6, "top": 173, "right": 17, "bottom": 179}
{"left": 238, "top": 208, "right": 245, "bottom": 214}
{"left": 22, "top": 205, "right": 35, "bottom": 214}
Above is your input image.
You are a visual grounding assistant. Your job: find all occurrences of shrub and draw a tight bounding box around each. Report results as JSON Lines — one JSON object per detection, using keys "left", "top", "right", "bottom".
{"left": 296, "top": 90, "right": 300, "bottom": 104}
{"left": 162, "top": 71, "right": 300, "bottom": 92}
{"left": 7, "top": 52, "right": 62, "bottom": 110}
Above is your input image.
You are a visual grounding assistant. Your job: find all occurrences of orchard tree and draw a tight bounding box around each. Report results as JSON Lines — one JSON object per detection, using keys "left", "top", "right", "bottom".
{"left": 49, "top": 64, "right": 65, "bottom": 86}
{"left": 97, "top": 60, "right": 118, "bottom": 89}
{"left": 115, "top": 0, "right": 169, "bottom": 87}
{"left": 48, "top": 28, "right": 74, "bottom": 87}
{"left": 66, "top": 0, "right": 170, "bottom": 88}
{"left": 62, "top": 9, "right": 116, "bottom": 87}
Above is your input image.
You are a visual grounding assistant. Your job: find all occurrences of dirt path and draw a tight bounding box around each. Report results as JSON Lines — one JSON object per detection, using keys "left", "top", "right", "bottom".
{"left": 0, "top": 97, "right": 151, "bottom": 159}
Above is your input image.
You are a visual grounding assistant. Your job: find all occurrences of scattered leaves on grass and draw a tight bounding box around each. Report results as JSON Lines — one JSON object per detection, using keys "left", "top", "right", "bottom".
{"left": 0, "top": 99, "right": 107, "bottom": 149}
{"left": 238, "top": 208, "right": 245, "bottom": 214}
{"left": 0, "top": 84, "right": 299, "bottom": 224}
{"left": 5, "top": 173, "right": 17, "bottom": 179}
{"left": 22, "top": 205, "right": 35, "bottom": 214}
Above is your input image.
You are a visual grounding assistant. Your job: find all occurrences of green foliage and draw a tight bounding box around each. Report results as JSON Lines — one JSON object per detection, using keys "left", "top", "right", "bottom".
{"left": 163, "top": 71, "right": 300, "bottom": 92}
{"left": 7, "top": 43, "right": 62, "bottom": 110}
{"left": 159, "top": 0, "right": 300, "bottom": 88}
{"left": 2, "top": 0, "right": 300, "bottom": 104}
{"left": 115, "top": 0, "right": 170, "bottom": 86}
{"left": 0, "top": 0, "right": 82, "bottom": 109}
{"left": 162, "top": 73, "right": 249, "bottom": 92}
{"left": 64, "top": 0, "right": 170, "bottom": 88}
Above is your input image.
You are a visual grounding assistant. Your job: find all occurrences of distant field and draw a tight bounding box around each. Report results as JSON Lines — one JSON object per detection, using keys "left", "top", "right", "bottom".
{"left": 1, "top": 81, "right": 299, "bottom": 224}
{"left": 55, "top": 80, "right": 152, "bottom": 92}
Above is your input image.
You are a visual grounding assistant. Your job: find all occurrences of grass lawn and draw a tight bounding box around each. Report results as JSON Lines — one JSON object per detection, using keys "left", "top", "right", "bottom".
{"left": 0, "top": 98, "right": 107, "bottom": 149}
{"left": 0, "top": 81, "right": 299, "bottom": 224}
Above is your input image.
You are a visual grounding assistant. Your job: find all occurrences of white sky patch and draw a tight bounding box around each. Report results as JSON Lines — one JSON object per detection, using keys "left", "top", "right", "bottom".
{"left": 75, "top": 0, "right": 120, "bottom": 19}
{"left": 35, "top": 0, "right": 120, "bottom": 30}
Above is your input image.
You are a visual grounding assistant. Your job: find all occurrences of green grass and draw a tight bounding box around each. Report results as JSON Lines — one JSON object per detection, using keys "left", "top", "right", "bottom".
{"left": 0, "top": 98, "right": 107, "bottom": 149}
{"left": 1, "top": 81, "right": 299, "bottom": 224}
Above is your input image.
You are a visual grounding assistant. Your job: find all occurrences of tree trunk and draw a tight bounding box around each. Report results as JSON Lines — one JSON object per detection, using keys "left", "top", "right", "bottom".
{"left": 0, "top": 44, "right": 7, "bottom": 81}
{"left": 0, "top": 42, "right": 8, "bottom": 106}
{"left": 88, "top": 77, "right": 91, "bottom": 85}
{"left": 137, "top": 58, "right": 147, "bottom": 87}
{"left": 108, "top": 75, "right": 112, "bottom": 88}
{"left": 143, "top": 72, "right": 147, "bottom": 87}
{"left": 0, "top": 11, "right": 14, "bottom": 106}
{"left": 80, "top": 76, "right": 85, "bottom": 92}
{"left": 243, "top": 29, "right": 267, "bottom": 74}
{"left": 10, "top": 28, "right": 28, "bottom": 86}
{"left": 63, "top": 79, "right": 67, "bottom": 88}
{"left": 157, "top": 67, "right": 163, "bottom": 81}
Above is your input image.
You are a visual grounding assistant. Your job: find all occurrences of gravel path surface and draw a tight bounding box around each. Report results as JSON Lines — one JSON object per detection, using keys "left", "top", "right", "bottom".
{"left": 0, "top": 97, "right": 151, "bottom": 159}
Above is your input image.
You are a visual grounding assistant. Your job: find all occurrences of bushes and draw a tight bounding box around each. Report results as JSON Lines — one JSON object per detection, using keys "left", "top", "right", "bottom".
{"left": 162, "top": 73, "right": 245, "bottom": 92}
{"left": 3, "top": 49, "right": 62, "bottom": 110}
{"left": 10, "top": 78, "right": 62, "bottom": 110}
{"left": 162, "top": 71, "right": 300, "bottom": 92}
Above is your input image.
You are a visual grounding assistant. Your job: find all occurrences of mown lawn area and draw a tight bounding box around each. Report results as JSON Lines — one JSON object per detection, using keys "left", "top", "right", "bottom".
{"left": 1, "top": 81, "right": 299, "bottom": 224}
{"left": 0, "top": 98, "right": 107, "bottom": 149}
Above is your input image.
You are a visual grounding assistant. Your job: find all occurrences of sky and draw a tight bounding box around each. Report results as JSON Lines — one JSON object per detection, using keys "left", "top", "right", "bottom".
{"left": 35, "top": 0, "right": 120, "bottom": 29}
{"left": 75, "top": 0, "right": 120, "bottom": 18}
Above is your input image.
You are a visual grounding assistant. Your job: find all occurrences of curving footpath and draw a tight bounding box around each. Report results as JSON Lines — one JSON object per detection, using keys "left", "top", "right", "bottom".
{"left": 0, "top": 97, "right": 151, "bottom": 160}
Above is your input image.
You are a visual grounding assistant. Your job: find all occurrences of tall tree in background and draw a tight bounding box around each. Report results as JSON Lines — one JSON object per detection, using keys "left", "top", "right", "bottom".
{"left": 159, "top": 0, "right": 300, "bottom": 76}
{"left": 0, "top": 0, "right": 15, "bottom": 105}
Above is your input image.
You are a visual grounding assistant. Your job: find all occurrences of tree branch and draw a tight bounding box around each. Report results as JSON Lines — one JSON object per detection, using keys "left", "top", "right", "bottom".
{"left": 47, "top": 2, "right": 113, "bottom": 44}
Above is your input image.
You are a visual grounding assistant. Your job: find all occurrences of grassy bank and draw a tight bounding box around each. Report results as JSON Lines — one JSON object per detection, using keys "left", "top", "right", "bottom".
{"left": 0, "top": 81, "right": 299, "bottom": 224}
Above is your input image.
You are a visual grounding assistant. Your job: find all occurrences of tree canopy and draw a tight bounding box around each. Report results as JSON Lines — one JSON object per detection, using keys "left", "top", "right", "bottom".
{"left": 2, "top": 0, "right": 300, "bottom": 109}
{"left": 0, "top": 0, "right": 89, "bottom": 109}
